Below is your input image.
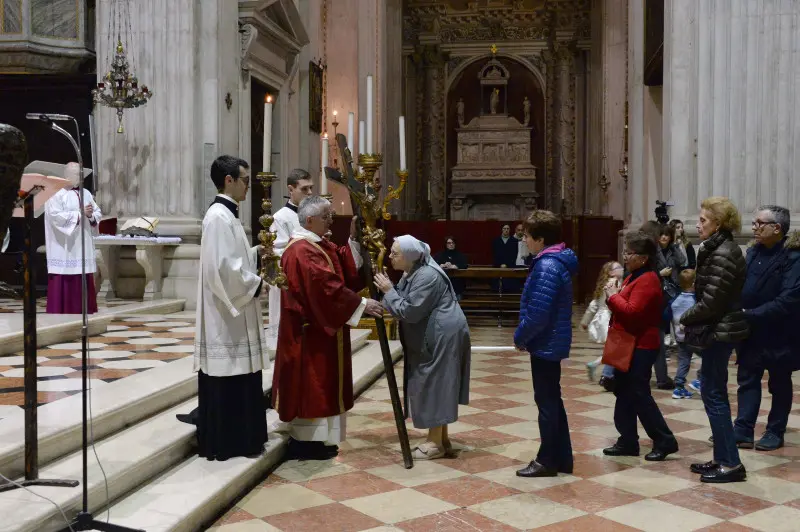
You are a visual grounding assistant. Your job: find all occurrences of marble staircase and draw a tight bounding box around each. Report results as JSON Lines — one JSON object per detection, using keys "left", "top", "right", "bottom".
{"left": 0, "top": 326, "right": 402, "bottom": 532}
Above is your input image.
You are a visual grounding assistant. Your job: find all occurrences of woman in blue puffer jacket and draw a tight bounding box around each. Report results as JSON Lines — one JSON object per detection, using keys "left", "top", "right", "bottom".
{"left": 513, "top": 210, "right": 579, "bottom": 478}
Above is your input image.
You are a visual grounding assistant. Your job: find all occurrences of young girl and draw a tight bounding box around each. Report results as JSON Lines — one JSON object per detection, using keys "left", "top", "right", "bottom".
{"left": 582, "top": 261, "right": 624, "bottom": 383}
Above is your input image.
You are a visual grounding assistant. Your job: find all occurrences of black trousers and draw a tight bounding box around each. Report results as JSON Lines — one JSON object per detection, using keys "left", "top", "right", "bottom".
{"left": 613, "top": 348, "right": 677, "bottom": 451}
{"left": 531, "top": 356, "right": 573, "bottom": 471}
{"left": 735, "top": 361, "right": 794, "bottom": 439}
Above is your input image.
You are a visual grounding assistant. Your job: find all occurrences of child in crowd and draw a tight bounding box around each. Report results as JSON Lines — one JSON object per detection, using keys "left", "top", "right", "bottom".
{"left": 582, "top": 261, "right": 624, "bottom": 387}
{"left": 671, "top": 269, "right": 701, "bottom": 398}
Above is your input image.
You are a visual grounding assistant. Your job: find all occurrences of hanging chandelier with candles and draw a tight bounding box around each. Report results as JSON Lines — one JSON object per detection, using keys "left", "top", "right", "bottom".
{"left": 92, "top": 0, "right": 152, "bottom": 133}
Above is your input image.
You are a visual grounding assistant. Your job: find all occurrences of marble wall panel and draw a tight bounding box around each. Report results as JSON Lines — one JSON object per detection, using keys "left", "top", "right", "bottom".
{"left": 31, "top": 0, "right": 78, "bottom": 39}
{"left": 2, "top": 0, "right": 22, "bottom": 33}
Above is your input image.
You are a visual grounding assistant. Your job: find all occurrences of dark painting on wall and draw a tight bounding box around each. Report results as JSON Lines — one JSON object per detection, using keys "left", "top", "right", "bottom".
{"left": 644, "top": 0, "right": 664, "bottom": 86}
{"left": 309, "top": 61, "right": 323, "bottom": 133}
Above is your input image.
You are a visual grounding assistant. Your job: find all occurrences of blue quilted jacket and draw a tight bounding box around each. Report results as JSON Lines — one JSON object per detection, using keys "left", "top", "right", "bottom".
{"left": 514, "top": 245, "right": 579, "bottom": 361}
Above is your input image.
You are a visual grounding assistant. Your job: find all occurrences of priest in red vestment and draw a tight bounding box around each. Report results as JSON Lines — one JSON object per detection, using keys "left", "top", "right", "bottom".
{"left": 272, "top": 195, "right": 383, "bottom": 460}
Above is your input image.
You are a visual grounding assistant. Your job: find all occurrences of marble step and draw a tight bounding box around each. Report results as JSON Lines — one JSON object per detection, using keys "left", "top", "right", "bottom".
{"left": 0, "top": 328, "right": 370, "bottom": 480}
{"left": 103, "top": 339, "right": 404, "bottom": 532}
{"left": 0, "top": 339, "right": 402, "bottom": 532}
{"left": 0, "top": 298, "right": 185, "bottom": 356}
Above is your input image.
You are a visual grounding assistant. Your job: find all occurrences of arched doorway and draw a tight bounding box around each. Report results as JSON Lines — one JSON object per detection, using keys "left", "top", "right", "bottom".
{"left": 446, "top": 56, "right": 545, "bottom": 219}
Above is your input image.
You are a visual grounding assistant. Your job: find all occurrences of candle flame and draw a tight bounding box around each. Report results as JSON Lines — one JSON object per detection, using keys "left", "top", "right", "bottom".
{"left": 323, "top": 132, "right": 328, "bottom": 139}
{"left": 265, "top": 94, "right": 273, "bottom": 103}
{"left": 333, "top": 109, "right": 338, "bottom": 116}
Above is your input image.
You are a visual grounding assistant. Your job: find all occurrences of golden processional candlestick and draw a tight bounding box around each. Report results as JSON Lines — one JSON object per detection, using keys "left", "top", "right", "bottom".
{"left": 256, "top": 171, "right": 287, "bottom": 288}
{"left": 353, "top": 153, "right": 407, "bottom": 273}
{"left": 333, "top": 133, "right": 411, "bottom": 468}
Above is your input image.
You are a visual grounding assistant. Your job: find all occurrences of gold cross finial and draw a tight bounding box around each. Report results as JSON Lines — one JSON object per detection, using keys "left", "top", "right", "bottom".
{"left": 490, "top": 43, "right": 498, "bottom": 55}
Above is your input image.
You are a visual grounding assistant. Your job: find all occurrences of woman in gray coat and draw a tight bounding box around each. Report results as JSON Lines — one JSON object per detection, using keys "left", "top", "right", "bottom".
{"left": 374, "top": 234, "right": 471, "bottom": 460}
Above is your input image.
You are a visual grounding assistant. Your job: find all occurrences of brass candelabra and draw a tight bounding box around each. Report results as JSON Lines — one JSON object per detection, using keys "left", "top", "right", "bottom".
{"left": 257, "top": 171, "right": 287, "bottom": 288}
{"left": 352, "top": 153, "right": 407, "bottom": 273}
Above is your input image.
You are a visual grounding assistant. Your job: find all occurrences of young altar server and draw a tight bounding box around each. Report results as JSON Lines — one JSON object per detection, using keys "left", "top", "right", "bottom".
{"left": 193, "top": 155, "right": 269, "bottom": 461}
{"left": 267, "top": 169, "right": 314, "bottom": 340}
{"left": 44, "top": 162, "right": 101, "bottom": 314}
{"left": 272, "top": 195, "right": 383, "bottom": 460}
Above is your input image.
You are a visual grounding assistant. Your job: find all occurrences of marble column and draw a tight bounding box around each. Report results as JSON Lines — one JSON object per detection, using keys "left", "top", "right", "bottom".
{"left": 553, "top": 46, "right": 577, "bottom": 215}
{"left": 663, "top": 0, "right": 800, "bottom": 233}
{"left": 626, "top": 0, "right": 646, "bottom": 229}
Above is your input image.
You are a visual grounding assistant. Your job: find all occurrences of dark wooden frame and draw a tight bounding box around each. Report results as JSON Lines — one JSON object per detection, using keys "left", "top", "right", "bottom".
{"left": 308, "top": 61, "right": 324, "bottom": 133}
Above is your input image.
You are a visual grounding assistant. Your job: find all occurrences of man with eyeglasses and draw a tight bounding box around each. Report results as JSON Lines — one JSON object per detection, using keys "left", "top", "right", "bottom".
{"left": 734, "top": 205, "right": 800, "bottom": 451}
{"left": 272, "top": 195, "right": 384, "bottom": 460}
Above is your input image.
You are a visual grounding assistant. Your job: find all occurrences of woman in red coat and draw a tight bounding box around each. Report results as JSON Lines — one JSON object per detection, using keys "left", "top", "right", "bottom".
{"left": 603, "top": 231, "right": 679, "bottom": 461}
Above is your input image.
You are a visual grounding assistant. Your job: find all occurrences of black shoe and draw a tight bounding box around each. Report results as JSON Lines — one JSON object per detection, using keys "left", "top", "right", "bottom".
{"left": 603, "top": 444, "right": 639, "bottom": 457}
{"left": 700, "top": 464, "right": 747, "bottom": 483}
{"left": 690, "top": 461, "right": 719, "bottom": 474}
{"left": 287, "top": 438, "right": 338, "bottom": 461}
{"left": 656, "top": 378, "right": 675, "bottom": 390}
{"left": 645, "top": 441, "right": 678, "bottom": 462}
{"left": 176, "top": 408, "right": 198, "bottom": 425}
{"left": 755, "top": 432, "right": 783, "bottom": 451}
{"left": 516, "top": 460, "right": 558, "bottom": 478}
{"left": 558, "top": 465, "right": 574, "bottom": 475}
{"left": 599, "top": 376, "right": 616, "bottom": 392}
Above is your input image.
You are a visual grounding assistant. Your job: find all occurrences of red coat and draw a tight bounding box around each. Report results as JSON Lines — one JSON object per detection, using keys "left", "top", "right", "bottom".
{"left": 272, "top": 237, "right": 364, "bottom": 421}
{"left": 607, "top": 269, "right": 663, "bottom": 350}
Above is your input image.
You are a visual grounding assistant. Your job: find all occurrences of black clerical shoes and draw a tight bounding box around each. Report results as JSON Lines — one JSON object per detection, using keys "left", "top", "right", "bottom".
{"left": 516, "top": 461, "right": 557, "bottom": 478}
{"left": 602, "top": 444, "right": 639, "bottom": 457}
{"left": 644, "top": 440, "right": 679, "bottom": 462}
{"left": 700, "top": 464, "right": 747, "bottom": 483}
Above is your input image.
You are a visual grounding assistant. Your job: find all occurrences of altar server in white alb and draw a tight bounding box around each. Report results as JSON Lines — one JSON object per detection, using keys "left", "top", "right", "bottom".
{"left": 267, "top": 168, "right": 313, "bottom": 340}
{"left": 44, "top": 162, "right": 101, "bottom": 314}
{"left": 194, "top": 155, "right": 269, "bottom": 461}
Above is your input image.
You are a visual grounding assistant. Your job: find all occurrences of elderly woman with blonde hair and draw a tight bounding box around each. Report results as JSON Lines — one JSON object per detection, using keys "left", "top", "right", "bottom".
{"left": 680, "top": 196, "right": 749, "bottom": 483}
{"left": 374, "top": 235, "right": 471, "bottom": 460}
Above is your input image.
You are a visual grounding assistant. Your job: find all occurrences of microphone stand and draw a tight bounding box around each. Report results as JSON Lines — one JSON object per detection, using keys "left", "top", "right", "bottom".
{"left": 46, "top": 117, "right": 143, "bottom": 532}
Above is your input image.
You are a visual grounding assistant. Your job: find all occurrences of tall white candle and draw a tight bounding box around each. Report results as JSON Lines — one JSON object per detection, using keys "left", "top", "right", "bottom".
{"left": 427, "top": 181, "right": 431, "bottom": 201}
{"left": 358, "top": 120, "right": 365, "bottom": 158}
{"left": 263, "top": 95, "right": 273, "bottom": 172}
{"left": 321, "top": 133, "right": 329, "bottom": 195}
{"left": 347, "top": 112, "right": 355, "bottom": 153}
{"left": 398, "top": 116, "right": 407, "bottom": 171}
{"left": 366, "top": 75, "right": 374, "bottom": 154}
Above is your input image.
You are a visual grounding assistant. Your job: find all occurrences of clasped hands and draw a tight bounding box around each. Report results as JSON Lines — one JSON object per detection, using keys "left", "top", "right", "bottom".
{"left": 373, "top": 272, "right": 393, "bottom": 294}
{"left": 84, "top": 204, "right": 94, "bottom": 218}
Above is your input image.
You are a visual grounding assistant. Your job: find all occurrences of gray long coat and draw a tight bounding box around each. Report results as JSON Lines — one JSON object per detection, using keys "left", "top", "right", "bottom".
{"left": 382, "top": 263, "right": 471, "bottom": 429}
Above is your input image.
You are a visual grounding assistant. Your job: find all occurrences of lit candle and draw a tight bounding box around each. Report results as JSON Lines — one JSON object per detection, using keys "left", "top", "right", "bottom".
{"left": 398, "top": 116, "right": 406, "bottom": 171}
{"left": 366, "top": 75, "right": 374, "bottom": 154}
{"left": 263, "top": 94, "right": 273, "bottom": 172}
{"left": 347, "top": 112, "right": 355, "bottom": 153}
{"left": 321, "top": 133, "right": 329, "bottom": 195}
{"left": 358, "top": 120, "right": 365, "bottom": 158}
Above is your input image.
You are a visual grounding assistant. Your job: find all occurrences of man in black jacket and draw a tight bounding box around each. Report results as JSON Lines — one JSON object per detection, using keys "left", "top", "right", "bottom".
{"left": 734, "top": 206, "right": 800, "bottom": 451}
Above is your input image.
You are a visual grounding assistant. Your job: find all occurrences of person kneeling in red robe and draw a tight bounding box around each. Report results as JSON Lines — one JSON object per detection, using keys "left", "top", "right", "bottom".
{"left": 272, "top": 195, "right": 382, "bottom": 460}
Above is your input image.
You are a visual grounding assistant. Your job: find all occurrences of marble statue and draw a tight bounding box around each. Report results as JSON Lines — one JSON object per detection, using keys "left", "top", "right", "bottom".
{"left": 523, "top": 97, "right": 530, "bottom": 126}
{"left": 490, "top": 88, "right": 499, "bottom": 114}
{"left": 457, "top": 98, "right": 465, "bottom": 127}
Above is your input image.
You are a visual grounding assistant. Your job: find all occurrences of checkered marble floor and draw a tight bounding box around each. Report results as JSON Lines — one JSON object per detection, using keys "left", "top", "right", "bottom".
{"left": 0, "top": 315, "right": 196, "bottom": 420}
{"left": 208, "top": 331, "right": 800, "bottom": 532}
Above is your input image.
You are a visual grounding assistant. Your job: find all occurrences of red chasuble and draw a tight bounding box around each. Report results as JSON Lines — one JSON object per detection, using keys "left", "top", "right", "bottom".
{"left": 272, "top": 237, "right": 364, "bottom": 421}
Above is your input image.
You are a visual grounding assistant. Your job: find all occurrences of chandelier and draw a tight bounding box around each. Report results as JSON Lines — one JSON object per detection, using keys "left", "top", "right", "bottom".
{"left": 92, "top": 0, "right": 151, "bottom": 133}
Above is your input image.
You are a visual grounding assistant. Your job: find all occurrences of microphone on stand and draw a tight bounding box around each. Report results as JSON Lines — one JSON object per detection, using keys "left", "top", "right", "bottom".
{"left": 25, "top": 113, "right": 73, "bottom": 122}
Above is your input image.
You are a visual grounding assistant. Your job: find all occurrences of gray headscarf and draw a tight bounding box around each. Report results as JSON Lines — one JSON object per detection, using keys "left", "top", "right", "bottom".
{"left": 394, "top": 234, "right": 455, "bottom": 295}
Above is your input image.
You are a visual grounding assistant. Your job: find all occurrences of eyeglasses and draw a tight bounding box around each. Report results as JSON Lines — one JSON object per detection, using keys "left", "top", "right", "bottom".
{"left": 752, "top": 220, "right": 776, "bottom": 230}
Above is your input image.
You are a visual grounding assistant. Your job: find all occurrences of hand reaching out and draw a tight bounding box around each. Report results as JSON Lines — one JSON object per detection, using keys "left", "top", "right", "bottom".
{"left": 364, "top": 298, "right": 384, "bottom": 317}
{"left": 373, "top": 273, "right": 393, "bottom": 294}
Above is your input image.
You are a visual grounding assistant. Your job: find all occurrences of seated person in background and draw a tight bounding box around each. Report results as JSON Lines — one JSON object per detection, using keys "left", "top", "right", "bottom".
{"left": 433, "top": 236, "right": 468, "bottom": 300}
{"left": 515, "top": 223, "right": 532, "bottom": 266}
{"left": 492, "top": 224, "right": 522, "bottom": 292}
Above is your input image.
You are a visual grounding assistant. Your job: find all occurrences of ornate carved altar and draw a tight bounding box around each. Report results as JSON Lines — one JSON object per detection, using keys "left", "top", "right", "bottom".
{"left": 449, "top": 55, "right": 538, "bottom": 221}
